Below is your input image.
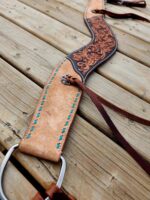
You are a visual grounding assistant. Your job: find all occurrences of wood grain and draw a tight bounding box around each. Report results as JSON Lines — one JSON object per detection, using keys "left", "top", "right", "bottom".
{"left": 0, "top": 17, "right": 150, "bottom": 162}
{"left": 0, "top": 17, "right": 150, "bottom": 103}
{"left": 0, "top": 0, "right": 150, "bottom": 67}
{"left": 1, "top": 0, "right": 149, "bottom": 103}
{"left": 0, "top": 152, "right": 37, "bottom": 200}
{"left": 0, "top": 58, "right": 150, "bottom": 200}
{"left": 19, "top": 0, "right": 150, "bottom": 42}
{"left": 0, "top": 0, "right": 149, "bottom": 199}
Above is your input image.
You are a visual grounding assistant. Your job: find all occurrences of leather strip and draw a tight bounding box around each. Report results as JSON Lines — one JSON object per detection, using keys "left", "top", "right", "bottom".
{"left": 20, "top": 1, "right": 117, "bottom": 162}
{"left": 93, "top": 9, "right": 150, "bottom": 22}
{"left": 107, "top": 0, "right": 147, "bottom": 7}
{"left": 66, "top": 77, "right": 150, "bottom": 175}
{"left": 19, "top": 60, "right": 82, "bottom": 162}
{"left": 32, "top": 183, "right": 75, "bottom": 200}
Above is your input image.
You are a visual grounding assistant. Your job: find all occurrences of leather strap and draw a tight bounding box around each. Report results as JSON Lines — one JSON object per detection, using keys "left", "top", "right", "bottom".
{"left": 92, "top": 9, "right": 150, "bottom": 22}
{"left": 19, "top": 60, "right": 82, "bottom": 162}
{"left": 107, "top": 0, "right": 147, "bottom": 7}
{"left": 66, "top": 77, "right": 150, "bottom": 175}
{"left": 32, "top": 183, "right": 75, "bottom": 200}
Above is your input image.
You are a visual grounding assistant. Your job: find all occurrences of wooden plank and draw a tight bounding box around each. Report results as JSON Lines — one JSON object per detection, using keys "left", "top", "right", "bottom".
{"left": 19, "top": 0, "right": 150, "bottom": 43}
{"left": 0, "top": 152, "right": 37, "bottom": 200}
{"left": 0, "top": 0, "right": 89, "bottom": 54}
{"left": 0, "top": 0, "right": 150, "bottom": 67}
{"left": 0, "top": 59, "right": 150, "bottom": 200}
{"left": 0, "top": 18, "right": 150, "bottom": 162}
{"left": 0, "top": 17, "right": 150, "bottom": 103}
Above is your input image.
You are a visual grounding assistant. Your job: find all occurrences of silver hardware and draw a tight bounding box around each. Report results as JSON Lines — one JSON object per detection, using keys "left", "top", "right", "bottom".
{"left": 0, "top": 145, "right": 66, "bottom": 200}
{"left": 56, "top": 156, "right": 66, "bottom": 188}
{"left": 45, "top": 156, "right": 66, "bottom": 200}
{"left": 0, "top": 144, "right": 19, "bottom": 200}
{"left": 61, "top": 74, "right": 71, "bottom": 85}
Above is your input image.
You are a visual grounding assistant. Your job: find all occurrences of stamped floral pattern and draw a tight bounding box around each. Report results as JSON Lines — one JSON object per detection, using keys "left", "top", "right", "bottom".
{"left": 68, "top": 15, "right": 116, "bottom": 78}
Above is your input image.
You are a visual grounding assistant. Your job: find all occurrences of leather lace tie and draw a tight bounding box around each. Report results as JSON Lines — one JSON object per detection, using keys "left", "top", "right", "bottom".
{"left": 107, "top": 0, "right": 146, "bottom": 7}
{"left": 66, "top": 76, "right": 150, "bottom": 176}
{"left": 92, "top": 9, "right": 150, "bottom": 23}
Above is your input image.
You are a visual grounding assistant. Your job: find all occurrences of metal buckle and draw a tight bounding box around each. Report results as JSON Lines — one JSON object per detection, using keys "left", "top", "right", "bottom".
{"left": 0, "top": 144, "right": 66, "bottom": 200}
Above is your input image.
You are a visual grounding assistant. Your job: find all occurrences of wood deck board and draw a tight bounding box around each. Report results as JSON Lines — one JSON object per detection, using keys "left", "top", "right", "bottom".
{"left": 0, "top": 59, "right": 150, "bottom": 200}
{"left": 0, "top": 152, "right": 37, "bottom": 200}
{"left": 0, "top": 2, "right": 150, "bottom": 103}
{"left": 0, "top": 19, "right": 150, "bottom": 162}
{"left": 19, "top": 0, "right": 150, "bottom": 43}
{"left": 0, "top": 0, "right": 150, "bottom": 67}
{"left": 0, "top": 0, "right": 149, "bottom": 199}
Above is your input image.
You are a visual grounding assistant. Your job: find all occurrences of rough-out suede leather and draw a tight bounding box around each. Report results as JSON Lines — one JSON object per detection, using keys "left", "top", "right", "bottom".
{"left": 19, "top": 59, "right": 82, "bottom": 162}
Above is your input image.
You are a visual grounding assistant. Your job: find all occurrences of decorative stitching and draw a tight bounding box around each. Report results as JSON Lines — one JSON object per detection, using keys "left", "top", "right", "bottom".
{"left": 25, "top": 65, "right": 61, "bottom": 139}
{"left": 56, "top": 91, "right": 81, "bottom": 149}
{"left": 25, "top": 63, "right": 81, "bottom": 153}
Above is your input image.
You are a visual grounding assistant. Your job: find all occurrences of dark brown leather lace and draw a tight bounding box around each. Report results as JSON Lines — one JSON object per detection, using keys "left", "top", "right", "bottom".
{"left": 92, "top": 9, "right": 150, "bottom": 23}
{"left": 66, "top": 77, "right": 150, "bottom": 176}
{"left": 107, "top": 0, "right": 146, "bottom": 7}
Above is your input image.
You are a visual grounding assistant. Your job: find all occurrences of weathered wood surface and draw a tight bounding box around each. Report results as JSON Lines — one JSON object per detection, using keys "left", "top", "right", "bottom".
{"left": 0, "top": 152, "right": 37, "bottom": 200}
{"left": 1, "top": 0, "right": 150, "bottom": 67}
{"left": 0, "top": 58, "right": 150, "bottom": 200}
{"left": 0, "top": 0, "right": 149, "bottom": 199}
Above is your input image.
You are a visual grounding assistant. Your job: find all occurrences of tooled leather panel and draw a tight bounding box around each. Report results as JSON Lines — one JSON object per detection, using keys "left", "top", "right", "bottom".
{"left": 67, "top": 15, "right": 117, "bottom": 81}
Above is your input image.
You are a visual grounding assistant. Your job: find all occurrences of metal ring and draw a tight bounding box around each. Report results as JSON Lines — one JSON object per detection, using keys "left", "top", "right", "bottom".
{"left": 56, "top": 156, "right": 66, "bottom": 188}
{"left": 45, "top": 156, "right": 66, "bottom": 200}
{"left": 0, "top": 145, "right": 66, "bottom": 200}
{"left": 0, "top": 144, "right": 19, "bottom": 200}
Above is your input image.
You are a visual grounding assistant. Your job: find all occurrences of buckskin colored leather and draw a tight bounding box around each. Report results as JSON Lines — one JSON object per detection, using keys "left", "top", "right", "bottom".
{"left": 19, "top": 59, "right": 82, "bottom": 162}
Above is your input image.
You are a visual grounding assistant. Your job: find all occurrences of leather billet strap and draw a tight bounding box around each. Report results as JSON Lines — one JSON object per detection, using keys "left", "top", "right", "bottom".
{"left": 93, "top": 9, "right": 150, "bottom": 22}
{"left": 0, "top": 0, "right": 149, "bottom": 199}
{"left": 19, "top": 59, "right": 82, "bottom": 162}
{"left": 65, "top": 77, "right": 150, "bottom": 175}
{"left": 33, "top": 183, "right": 75, "bottom": 200}
{"left": 19, "top": 0, "right": 149, "bottom": 167}
{"left": 19, "top": 0, "right": 117, "bottom": 162}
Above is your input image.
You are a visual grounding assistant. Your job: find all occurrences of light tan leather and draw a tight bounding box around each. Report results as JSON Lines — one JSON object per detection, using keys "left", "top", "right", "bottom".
{"left": 85, "top": 0, "right": 104, "bottom": 18}
{"left": 19, "top": 59, "right": 82, "bottom": 162}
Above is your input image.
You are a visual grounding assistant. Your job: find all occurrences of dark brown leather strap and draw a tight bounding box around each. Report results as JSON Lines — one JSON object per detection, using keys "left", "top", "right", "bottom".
{"left": 67, "top": 77, "right": 150, "bottom": 175}
{"left": 92, "top": 9, "right": 150, "bottom": 22}
{"left": 32, "top": 183, "right": 75, "bottom": 200}
{"left": 107, "top": 0, "right": 146, "bottom": 7}
{"left": 46, "top": 183, "right": 75, "bottom": 200}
